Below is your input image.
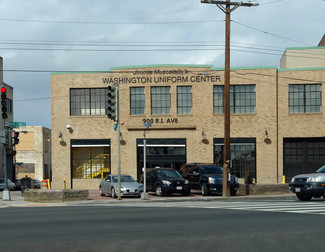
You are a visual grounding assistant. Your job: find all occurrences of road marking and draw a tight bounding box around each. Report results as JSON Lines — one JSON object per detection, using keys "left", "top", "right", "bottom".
{"left": 118, "top": 200, "right": 325, "bottom": 215}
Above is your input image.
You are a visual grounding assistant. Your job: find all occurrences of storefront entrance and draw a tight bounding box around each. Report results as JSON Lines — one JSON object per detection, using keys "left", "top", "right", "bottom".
{"left": 136, "top": 138, "right": 186, "bottom": 180}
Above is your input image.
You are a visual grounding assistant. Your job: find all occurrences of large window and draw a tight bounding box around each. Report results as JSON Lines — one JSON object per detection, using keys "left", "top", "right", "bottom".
{"left": 71, "top": 140, "right": 110, "bottom": 179}
{"left": 130, "top": 87, "right": 145, "bottom": 115}
{"left": 177, "top": 86, "right": 192, "bottom": 114}
{"left": 214, "top": 138, "right": 256, "bottom": 180}
{"left": 289, "top": 84, "right": 321, "bottom": 113}
{"left": 213, "top": 85, "right": 256, "bottom": 114}
{"left": 151, "top": 86, "right": 171, "bottom": 114}
{"left": 70, "top": 88, "right": 107, "bottom": 116}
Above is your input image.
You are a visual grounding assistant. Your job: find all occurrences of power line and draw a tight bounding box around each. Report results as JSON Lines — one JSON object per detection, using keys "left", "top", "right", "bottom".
{"left": 259, "top": 0, "right": 285, "bottom": 5}
{"left": 232, "top": 20, "right": 314, "bottom": 46}
{"left": 0, "top": 17, "right": 224, "bottom": 25}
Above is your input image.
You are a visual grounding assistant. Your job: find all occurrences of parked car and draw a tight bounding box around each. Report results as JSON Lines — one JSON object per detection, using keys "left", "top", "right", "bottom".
{"left": 33, "top": 179, "right": 41, "bottom": 189}
{"left": 99, "top": 174, "right": 143, "bottom": 198}
{"left": 289, "top": 165, "right": 325, "bottom": 201}
{"left": 0, "top": 179, "right": 16, "bottom": 191}
{"left": 179, "top": 163, "right": 239, "bottom": 196}
{"left": 140, "top": 168, "right": 191, "bottom": 196}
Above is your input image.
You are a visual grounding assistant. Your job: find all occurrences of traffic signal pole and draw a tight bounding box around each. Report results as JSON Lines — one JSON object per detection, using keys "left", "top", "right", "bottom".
{"left": 2, "top": 122, "right": 11, "bottom": 201}
{"left": 107, "top": 82, "right": 121, "bottom": 200}
{"left": 1, "top": 84, "right": 10, "bottom": 200}
{"left": 116, "top": 82, "right": 121, "bottom": 200}
{"left": 201, "top": 0, "right": 258, "bottom": 197}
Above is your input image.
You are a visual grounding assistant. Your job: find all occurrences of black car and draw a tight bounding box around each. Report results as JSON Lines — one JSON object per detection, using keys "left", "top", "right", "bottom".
{"left": 179, "top": 163, "right": 239, "bottom": 196}
{"left": 140, "top": 168, "right": 191, "bottom": 196}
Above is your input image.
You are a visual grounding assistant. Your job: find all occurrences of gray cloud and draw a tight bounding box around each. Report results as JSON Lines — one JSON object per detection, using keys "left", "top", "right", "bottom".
{"left": 0, "top": 0, "right": 324, "bottom": 128}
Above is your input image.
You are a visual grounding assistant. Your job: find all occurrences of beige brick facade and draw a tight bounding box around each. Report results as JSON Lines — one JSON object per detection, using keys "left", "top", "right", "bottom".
{"left": 51, "top": 64, "right": 325, "bottom": 190}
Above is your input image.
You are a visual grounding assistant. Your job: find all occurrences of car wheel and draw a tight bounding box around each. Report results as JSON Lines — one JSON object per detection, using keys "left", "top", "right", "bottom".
{"left": 296, "top": 192, "right": 312, "bottom": 201}
{"left": 111, "top": 187, "right": 117, "bottom": 198}
{"left": 201, "top": 183, "right": 209, "bottom": 196}
{"left": 99, "top": 187, "right": 105, "bottom": 196}
{"left": 155, "top": 186, "right": 163, "bottom": 196}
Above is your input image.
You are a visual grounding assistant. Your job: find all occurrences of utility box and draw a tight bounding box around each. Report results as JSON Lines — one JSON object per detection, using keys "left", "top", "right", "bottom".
{"left": 21, "top": 177, "right": 34, "bottom": 196}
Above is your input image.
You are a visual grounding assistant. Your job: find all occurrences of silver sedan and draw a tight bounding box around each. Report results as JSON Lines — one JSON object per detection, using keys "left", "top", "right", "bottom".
{"left": 99, "top": 174, "right": 143, "bottom": 198}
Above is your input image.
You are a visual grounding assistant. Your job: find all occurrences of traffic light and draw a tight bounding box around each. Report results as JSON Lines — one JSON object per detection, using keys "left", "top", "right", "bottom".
{"left": 1, "top": 86, "right": 7, "bottom": 120}
{"left": 12, "top": 131, "right": 19, "bottom": 146}
{"left": 107, "top": 85, "right": 116, "bottom": 121}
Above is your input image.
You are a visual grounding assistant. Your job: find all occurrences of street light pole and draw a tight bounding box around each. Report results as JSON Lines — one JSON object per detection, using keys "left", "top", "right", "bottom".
{"left": 201, "top": 0, "right": 258, "bottom": 197}
{"left": 141, "top": 122, "right": 151, "bottom": 200}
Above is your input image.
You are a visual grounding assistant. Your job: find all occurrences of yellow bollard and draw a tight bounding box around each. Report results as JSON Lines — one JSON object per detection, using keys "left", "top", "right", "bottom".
{"left": 64, "top": 178, "right": 66, "bottom": 189}
{"left": 283, "top": 175, "right": 285, "bottom": 184}
{"left": 47, "top": 179, "right": 51, "bottom": 189}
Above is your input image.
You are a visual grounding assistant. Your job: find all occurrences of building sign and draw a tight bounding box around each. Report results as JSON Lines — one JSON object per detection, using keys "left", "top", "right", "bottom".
{"left": 143, "top": 118, "right": 179, "bottom": 124}
{"left": 102, "top": 68, "right": 221, "bottom": 84}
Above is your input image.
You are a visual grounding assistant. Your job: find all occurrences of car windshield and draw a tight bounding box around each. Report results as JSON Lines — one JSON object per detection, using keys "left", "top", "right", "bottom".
{"left": 199, "top": 166, "right": 223, "bottom": 174}
{"left": 316, "top": 165, "right": 325, "bottom": 173}
{"left": 111, "top": 175, "right": 136, "bottom": 183}
{"left": 156, "top": 169, "right": 182, "bottom": 178}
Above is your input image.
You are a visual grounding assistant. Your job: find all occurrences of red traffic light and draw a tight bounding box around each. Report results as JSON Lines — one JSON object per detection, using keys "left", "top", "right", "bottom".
{"left": 0, "top": 86, "right": 6, "bottom": 93}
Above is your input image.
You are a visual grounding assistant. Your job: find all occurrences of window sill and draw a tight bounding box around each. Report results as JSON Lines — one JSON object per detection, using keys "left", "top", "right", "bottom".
{"left": 288, "top": 112, "right": 323, "bottom": 115}
{"left": 213, "top": 113, "right": 257, "bottom": 116}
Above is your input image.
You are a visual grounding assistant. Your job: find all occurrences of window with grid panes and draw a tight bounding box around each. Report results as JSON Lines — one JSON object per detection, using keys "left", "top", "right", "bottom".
{"left": 70, "top": 88, "right": 107, "bottom": 116}
{"left": 130, "top": 87, "right": 145, "bottom": 115}
{"left": 177, "top": 86, "right": 192, "bottom": 114}
{"left": 289, "top": 84, "right": 321, "bottom": 113}
{"left": 213, "top": 84, "right": 256, "bottom": 114}
{"left": 151, "top": 86, "right": 171, "bottom": 114}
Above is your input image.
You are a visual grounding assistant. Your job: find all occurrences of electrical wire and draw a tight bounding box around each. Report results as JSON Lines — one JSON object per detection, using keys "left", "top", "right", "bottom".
{"left": 0, "top": 17, "right": 224, "bottom": 25}
{"left": 232, "top": 20, "right": 314, "bottom": 46}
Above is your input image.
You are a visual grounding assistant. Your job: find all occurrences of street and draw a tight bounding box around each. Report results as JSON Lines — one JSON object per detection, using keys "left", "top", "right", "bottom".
{"left": 0, "top": 200, "right": 325, "bottom": 251}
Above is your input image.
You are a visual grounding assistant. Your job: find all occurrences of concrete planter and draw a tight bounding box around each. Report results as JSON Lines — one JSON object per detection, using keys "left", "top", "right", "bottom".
{"left": 238, "top": 183, "right": 290, "bottom": 196}
{"left": 24, "top": 189, "right": 89, "bottom": 203}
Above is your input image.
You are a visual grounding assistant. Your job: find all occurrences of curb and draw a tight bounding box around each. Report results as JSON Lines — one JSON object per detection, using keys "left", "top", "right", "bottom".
{"left": 1, "top": 193, "right": 299, "bottom": 208}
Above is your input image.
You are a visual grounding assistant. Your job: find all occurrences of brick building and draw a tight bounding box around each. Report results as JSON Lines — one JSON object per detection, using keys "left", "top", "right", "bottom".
{"left": 50, "top": 54, "right": 325, "bottom": 190}
{"left": 15, "top": 126, "right": 52, "bottom": 181}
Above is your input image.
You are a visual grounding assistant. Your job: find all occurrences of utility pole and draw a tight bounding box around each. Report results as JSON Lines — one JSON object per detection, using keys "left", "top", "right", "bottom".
{"left": 201, "top": 0, "right": 258, "bottom": 197}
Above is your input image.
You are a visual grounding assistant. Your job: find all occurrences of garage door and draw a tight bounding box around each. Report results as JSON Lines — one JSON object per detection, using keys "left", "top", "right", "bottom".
{"left": 283, "top": 138, "right": 325, "bottom": 183}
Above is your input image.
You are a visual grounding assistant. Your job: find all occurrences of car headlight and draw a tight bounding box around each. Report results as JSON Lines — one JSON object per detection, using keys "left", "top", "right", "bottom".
{"left": 162, "top": 180, "right": 171, "bottom": 185}
{"left": 185, "top": 180, "right": 189, "bottom": 184}
{"left": 208, "top": 177, "right": 217, "bottom": 184}
{"left": 291, "top": 177, "right": 295, "bottom": 183}
{"left": 307, "top": 176, "right": 320, "bottom": 182}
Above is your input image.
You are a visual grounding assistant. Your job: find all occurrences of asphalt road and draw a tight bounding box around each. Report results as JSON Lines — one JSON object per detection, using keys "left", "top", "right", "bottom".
{"left": 0, "top": 201, "right": 324, "bottom": 252}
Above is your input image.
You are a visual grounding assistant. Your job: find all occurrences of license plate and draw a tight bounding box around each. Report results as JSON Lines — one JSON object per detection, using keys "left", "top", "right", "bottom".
{"left": 129, "top": 189, "right": 135, "bottom": 193}
{"left": 295, "top": 188, "right": 301, "bottom": 192}
{"left": 176, "top": 186, "right": 182, "bottom": 190}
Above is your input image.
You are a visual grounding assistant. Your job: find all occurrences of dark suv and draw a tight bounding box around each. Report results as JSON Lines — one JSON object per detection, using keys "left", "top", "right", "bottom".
{"left": 179, "top": 163, "right": 239, "bottom": 196}
{"left": 140, "top": 168, "right": 191, "bottom": 196}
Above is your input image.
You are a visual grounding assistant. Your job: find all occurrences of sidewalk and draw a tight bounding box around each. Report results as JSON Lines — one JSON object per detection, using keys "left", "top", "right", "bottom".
{"left": 0, "top": 190, "right": 298, "bottom": 208}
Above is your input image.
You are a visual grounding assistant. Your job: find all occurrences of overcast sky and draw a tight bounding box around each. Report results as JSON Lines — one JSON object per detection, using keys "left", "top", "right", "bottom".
{"left": 0, "top": 0, "right": 324, "bottom": 129}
